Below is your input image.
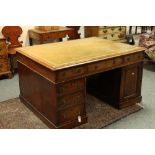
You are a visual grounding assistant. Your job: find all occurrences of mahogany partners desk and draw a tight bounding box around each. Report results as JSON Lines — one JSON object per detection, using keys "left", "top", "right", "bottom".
{"left": 16, "top": 37, "right": 145, "bottom": 128}
{"left": 29, "top": 27, "right": 79, "bottom": 46}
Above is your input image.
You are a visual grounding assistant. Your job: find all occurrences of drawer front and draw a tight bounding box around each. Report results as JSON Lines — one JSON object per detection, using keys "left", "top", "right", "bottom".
{"left": 87, "top": 59, "right": 113, "bottom": 73}
{"left": 98, "top": 26, "right": 126, "bottom": 40}
{"left": 57, "top": 78, "right": 85, "bottom": 96}
{"left": 42, "top": 34, "right": 51, "bottom": 40}
{"left": 58, "top": 104, "right": 85, "bottom": 124}
{"left": 0, "top": 55, "right": 8, "bottom": 59}
{"left": 99, "top": 26, "right": 126, "bottom": 34}
{"left": 99, "top": 32, "right": 126, "bottom": 40}
{"left": 57, "top": 66, "right": 86, "bottom": 81}
{"left": 0, "top": 46, "right": 8, "bottom": 55}
{"left": 0, "top": 62, "right": 10, "bottom": 72}
{"left": 58, "top": 91, "right": 85, "bottom": 110}
{"left": 0, "top": 40, "right": 6, "bottom": 47}
{"left": 87, "top": 57, "right": 123, "bottom": 73}
{"left": 124, "top": 53, "right": 144, "bottom": 63}
{"left": 29, "top": 31, "right": 40, "bottom": 40}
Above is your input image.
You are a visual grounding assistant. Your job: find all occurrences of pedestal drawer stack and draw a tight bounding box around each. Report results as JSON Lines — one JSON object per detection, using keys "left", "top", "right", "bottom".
{"left": 56, "top": 78, "right": 87, "bottom": 128}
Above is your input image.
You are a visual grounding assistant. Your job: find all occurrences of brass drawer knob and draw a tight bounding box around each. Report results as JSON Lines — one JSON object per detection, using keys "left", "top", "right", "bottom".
{"left": 131, "top": 72, "right": 135, "bottom": 75}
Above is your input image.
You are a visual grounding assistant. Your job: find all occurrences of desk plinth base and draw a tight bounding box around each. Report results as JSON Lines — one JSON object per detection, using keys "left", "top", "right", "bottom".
{"left": 20, "top": 95, "right": 87, "bottom": 129}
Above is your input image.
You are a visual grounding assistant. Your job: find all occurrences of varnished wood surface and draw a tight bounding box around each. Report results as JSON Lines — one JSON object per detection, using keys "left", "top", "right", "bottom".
{"left": 28, "top": 27, "right": 77, "bottom": 45}
{"left": 87, "top": 62, "right": 143, "bottom": 109}
{"left": 17, "top": 37, "right": 145, "bottom": 128}
{"left": 30, "top": 27, "right": 73, "bottom": 33}
{"left": 85, "top": 26, "right": 126, "bottom": 42}
{"left": 16, "top": 37, "right": 145, "bottom": 70}
{"left": 0, "top": 38, "right": 12, "bottom": 78}
{"left": 2, "top": 26, "right": 23, "bottom": 49}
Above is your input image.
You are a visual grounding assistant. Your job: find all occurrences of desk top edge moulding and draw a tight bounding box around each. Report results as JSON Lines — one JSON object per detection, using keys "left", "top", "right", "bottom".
{"left": 16, "top": 37, "right": 145, "bottom": 70}
{"left": 16, "top": 37, "right": 145, "bottom": 128}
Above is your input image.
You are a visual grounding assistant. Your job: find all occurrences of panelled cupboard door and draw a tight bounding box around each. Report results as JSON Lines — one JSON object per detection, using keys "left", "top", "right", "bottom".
{"left": 120, "top": 63, "right": 143, "bottom": 100}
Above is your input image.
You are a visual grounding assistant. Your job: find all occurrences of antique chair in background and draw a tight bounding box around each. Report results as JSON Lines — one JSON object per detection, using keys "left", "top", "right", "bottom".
{"left": 139, "top": 28, "right": 155, "bottom": 63}
{"left": 67, "top": 26, "right": 81, "bottom": 39}
{"left": 2, "top": 26, "right": 23, "bottom": 74}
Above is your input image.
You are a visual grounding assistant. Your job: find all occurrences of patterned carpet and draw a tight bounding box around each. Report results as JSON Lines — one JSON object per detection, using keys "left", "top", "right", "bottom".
{"left": 0, "top": 95, "right": 143, "bottom": 129}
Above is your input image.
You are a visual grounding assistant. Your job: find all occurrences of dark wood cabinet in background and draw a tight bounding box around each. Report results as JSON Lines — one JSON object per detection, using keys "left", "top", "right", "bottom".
{"left": 0, "top": 38, "right": 12, "bottom": 78}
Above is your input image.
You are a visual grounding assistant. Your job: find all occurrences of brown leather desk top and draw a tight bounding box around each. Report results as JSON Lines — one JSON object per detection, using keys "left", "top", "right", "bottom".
{"left": 16, "top": 37, "right": 145, "bottom": 70}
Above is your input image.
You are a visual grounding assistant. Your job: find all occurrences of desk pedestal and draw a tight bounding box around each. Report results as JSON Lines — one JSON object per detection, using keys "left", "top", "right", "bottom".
{"left": 87, "top": 62, "right": 143, "bottom": 109}
{"left": 18, "top": 62, "right": 87, "bottom": 128}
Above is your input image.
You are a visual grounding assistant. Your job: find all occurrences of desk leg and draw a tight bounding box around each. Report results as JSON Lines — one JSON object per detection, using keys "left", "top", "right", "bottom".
{"left": 29, "top": 38, "right": 33, "bottom": 46}
{"left": 59, "top": 38, "right": 63, "bottom": 42}
{"left": 67, "top": 26, "right": 81, "bottom": 39}
{"left": 9, "top": 54, "right": 15, "bottom": 75}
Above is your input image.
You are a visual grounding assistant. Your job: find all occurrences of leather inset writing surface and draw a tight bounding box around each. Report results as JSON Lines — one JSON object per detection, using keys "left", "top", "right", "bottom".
{"left": 16, "top": 37, "right": 145, "bottom": 70}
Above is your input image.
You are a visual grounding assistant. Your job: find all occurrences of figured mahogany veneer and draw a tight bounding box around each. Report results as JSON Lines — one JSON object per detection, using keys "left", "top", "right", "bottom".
{"left": 16, "top": 37, "right": 145, "bottom": 128}
{"left": 0, "top": 38, "right": 12, "bottom": 78}
{"left": 2, "top": 26, "right": 23, "bottom": 49}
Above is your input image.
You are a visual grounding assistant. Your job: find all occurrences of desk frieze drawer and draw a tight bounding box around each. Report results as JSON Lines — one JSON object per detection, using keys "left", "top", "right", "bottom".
{"left": 124, "top": 53, "right": 144, "bottom": 63}
{"left": 58, "top": 104, "right": 85, "bottom": 124}
{"left": 29, "top": 32, "right": 39, "bottom": 40}
{"left": 57, "top": 66, "right": 86, "bottom": 81}
{"left": 42, "top": 35, "right": 51, "bottom": 40}
{"left": 57, "top": 78, "right": 85, "bottom": 96}
{"left": 87, "top": 57, "right": 123, "bottom": 73}
{"left": 58, "top": 91, "right": 85, "bottom": 110}
{"left": 57, "top": 32, "right": 67, "bottom": 38}
{"left": 87, "top": 59, "right": 113, "bottom": 73}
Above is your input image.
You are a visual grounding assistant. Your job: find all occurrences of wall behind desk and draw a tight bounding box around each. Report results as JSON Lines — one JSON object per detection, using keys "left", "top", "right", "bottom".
{"left": 0, "top": 26, "right": 84, "bottom": 46}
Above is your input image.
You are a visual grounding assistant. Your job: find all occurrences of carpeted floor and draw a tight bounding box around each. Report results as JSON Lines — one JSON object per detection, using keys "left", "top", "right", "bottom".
{"left": 0, "top": 94, "right": 142, "bottom": 129}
